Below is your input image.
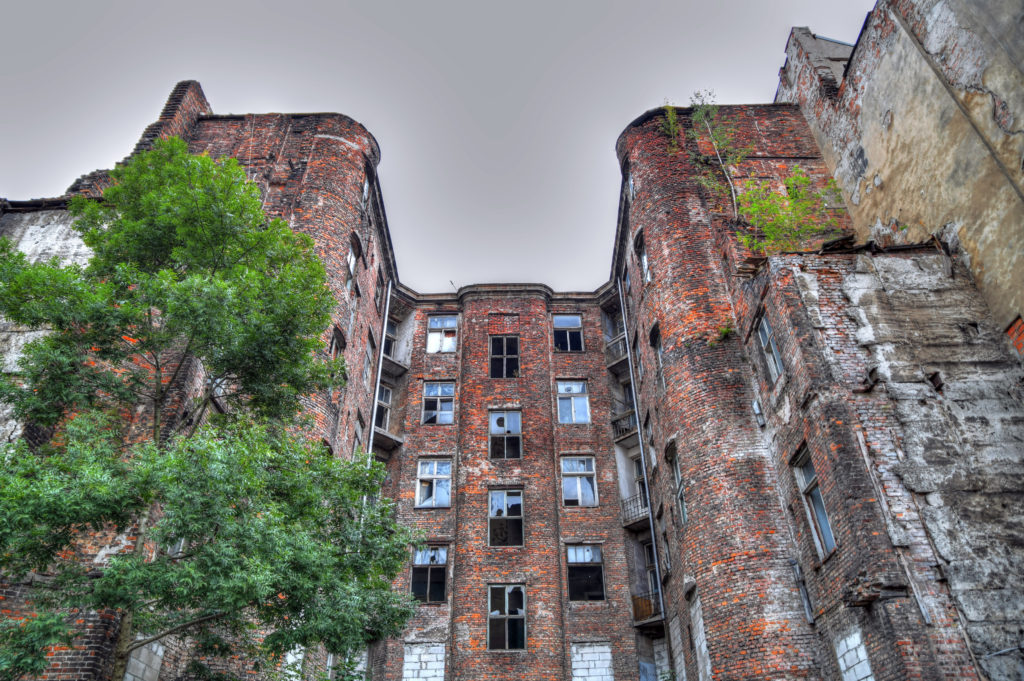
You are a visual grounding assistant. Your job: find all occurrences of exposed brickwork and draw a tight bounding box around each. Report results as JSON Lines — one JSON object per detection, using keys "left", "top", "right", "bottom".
{"left": 4, "top": 6, "right": 1023, "bottom": 677}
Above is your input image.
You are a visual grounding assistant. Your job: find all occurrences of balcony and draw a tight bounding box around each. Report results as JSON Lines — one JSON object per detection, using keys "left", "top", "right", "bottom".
{"left": 381, "top": 352, "right": 409, "bottom": 379}
{"left": 604, "top": 333, "right": 629, "bottom": 376}
{"left": 631, "top": 589, "right": 663, "bottom": 625}
{"left": 372, "top": 426, "right": 403, "bottom": 455}
{"left": 620, "top": 491, "right": 650, "bottom": 529}
{"left": 611, "top": 409, "right": 638, "bottom": 447}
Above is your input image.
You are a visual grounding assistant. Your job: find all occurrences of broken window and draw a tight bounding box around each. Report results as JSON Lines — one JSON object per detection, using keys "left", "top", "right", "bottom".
{"left": 488, "top": 489, "right": 523, "bottom": 546}
{"left": 553, "top": 314, "right": 584, "bottom": 352}
{"left": 374, "top": 268, "right": 386, "bottom": 312}
{"left": 422, "top": 382, "right": 455, "bottom": 424}
{"left": 426, "top": 315, "right": 457, "bottom": 353}
{"left": 352, "top": 412, "right": 365, "bottom": 458}
{"left": 490, "top": 335, "right": 520, "bottom": 378}
{"left": 383, "top": 320, "right": 397, "bottom": 358}
{"left": 567, "top": 545, "right": 605, "bottom": 601}
{"left": 650, "top": 324, "right": 665, "bottom": 389}
{"left": 561, "top": 456, "right": 597, "bottom": 507}
{"left": 793, "top": 447, "right": 836, "bottom": 555}
{"left": 489, "top": 411, "right": 522, "bottom": 459}
{"left": 416, "top": 459, "right": 451, "bottom": 508}
{"left": 633, "top": 336, "right": 644, "bottom": 383}
{"left": 411, "top": 546, "right": 447, "bottom": 603}
{"left": 362, "top": 333, "right": 376, "bottom": 387}
{"left": 488, "top": 585, "right": 526, "bottom": 650}
{"left": 643, "top": 412, "right": 653, "bottom": 448}
{"left": 756, "top": 314, "right": 784, "bottom": 383}
{"left": 375, "top": 384, "right": 392, "bottom": 431}
{"left": 557, "top": 381, "right": 590, "bottom": 424}
{"left": 632, "top": 457, "right": 648, "bottom": 509}
{"left": 329, "top": 326, "right": 346, "bottom": 360}
{"left": 670, "top": 445, "right": 687, "bottom": 526}
{"left": 642, "top": 541, "right": 659, "bottom": 596}
{"left": 634, "top": 230, "right": 652, "bottom": 283}
{"left": 345, "top": 233, "right": 362, "bottom": 296}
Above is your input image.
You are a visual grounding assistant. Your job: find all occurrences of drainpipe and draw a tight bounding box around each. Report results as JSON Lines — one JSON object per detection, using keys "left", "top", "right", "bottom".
{"left": 367, "top": 279, "right": 393, "bottom": 467}
{"left": 617, "top": 277, "right": 665, "bottom": 619}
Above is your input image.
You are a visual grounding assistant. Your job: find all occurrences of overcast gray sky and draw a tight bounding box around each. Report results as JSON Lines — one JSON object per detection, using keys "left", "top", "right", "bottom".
{"left": 1, "top": 0, "right": 874, "bottom": 293}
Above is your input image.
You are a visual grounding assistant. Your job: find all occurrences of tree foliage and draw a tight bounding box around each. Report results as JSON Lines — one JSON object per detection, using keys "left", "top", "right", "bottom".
{"left": 736, "top": 165, "right": 843, "bottom": 253}
{"left": 686, "top": 89, "right": 750, "bottom": 219}
{"left": 0, "top": 137, "right": 414, "bottom": 680}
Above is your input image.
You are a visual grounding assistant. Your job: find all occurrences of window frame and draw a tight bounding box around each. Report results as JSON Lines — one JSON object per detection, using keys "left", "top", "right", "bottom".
{"left": 671, "top": 450, "right": 687, "bottom": 526}
{"left": 352, "top": 412, "right": 365, "bottom": 458}
{"left": 426, "top": 315, "right": 458, "bottom": 354}
{"left": 489, "top": 335, "right": 520, "bottom": 379}
{"left": 489, "top": 410, "right": 522, "bottom": 460}
{"left": 415, "top": 458, "right": 452, "bottom": 509}
{"left": 422, "top": 381, "right": 455, "bottom": 425}
{"left": 556, "top": 381, "right": 591, "bottom": 424}
{"left": 756, "top": 314, "right": 785, "bottom": 383}
{"left": 566, "top": 544, "right": 606, "bottom": 601}
{"left": 553, "top": 314, "right": 584, "bottom": 353}
{"left": 793, "top": 448, "right": 837, "bottom": 557}
{"left": 560, "top": 456, "right": 598, "bottom": 507}
{"left": 487, "top": 584, "right": 526, "bottom": 650}
{"left": 383, "top": 319, "right": 397, "bottom": 358}
{"left": 634, "top": 230, "right": 652, "bottom": 283}
{"left": 488, "top": 489, "right": 524, "bottom": 546}
{"left": 411, "top": 545, "right": 448, "bottom": 603}
{"left": 375, "top": 384, "right": 392, "bottom": 431}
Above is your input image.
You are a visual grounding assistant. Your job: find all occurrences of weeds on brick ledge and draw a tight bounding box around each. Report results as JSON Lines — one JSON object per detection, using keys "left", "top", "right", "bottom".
{"left": 736, "top": 165, "right": 843, "bottom": 253}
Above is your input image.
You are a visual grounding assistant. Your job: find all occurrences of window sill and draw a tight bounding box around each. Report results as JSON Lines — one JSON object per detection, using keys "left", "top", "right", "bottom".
{"left": 562, "top": 504, "right": 599, "bottom": 509}
{"left": 487, "top": 649, "right": 529, "bottom": 654}
{"left": 814, "top": 546, "right": 838, "bottom": 569}
{"left": 414, "top": 505, "right": 451, "bottom": 510}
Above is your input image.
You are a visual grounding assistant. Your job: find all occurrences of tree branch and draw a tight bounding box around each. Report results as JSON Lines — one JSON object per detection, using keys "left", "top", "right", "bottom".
{"left": 124, "top": 610, "right": 228, "bottom": 654}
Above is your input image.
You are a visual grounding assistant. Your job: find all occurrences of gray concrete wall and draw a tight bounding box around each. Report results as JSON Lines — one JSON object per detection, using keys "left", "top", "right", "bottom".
{"left": 776, "top": 0, "right": 1024, "bottom": 335}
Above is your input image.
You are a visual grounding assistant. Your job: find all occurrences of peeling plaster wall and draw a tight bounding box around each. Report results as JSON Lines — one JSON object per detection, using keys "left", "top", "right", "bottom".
{"left": 777, "top": 0, "right": 1024, "bottom": 332}
{"left": 0, "top": 208, "right": 89, "bottom": 441}
{"left": 790, "top": 250, "right": 1024, "bottom": 680}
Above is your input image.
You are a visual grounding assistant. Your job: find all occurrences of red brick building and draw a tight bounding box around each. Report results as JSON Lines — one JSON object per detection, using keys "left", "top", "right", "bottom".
{"left": 2, "top": 2, "right": 1023, "bottom": 679}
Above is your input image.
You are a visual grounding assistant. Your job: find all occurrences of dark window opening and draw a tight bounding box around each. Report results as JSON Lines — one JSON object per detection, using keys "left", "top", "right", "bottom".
{"left": 488, "top": 585, "right": 526, "bottom": 650}
{"left": 411, "top": 546, "right": 447, "bottom": 603}
{"left": 489, "top": 490, "right": 523, "bottom": 546}
{"left": 490, "top": 335, "right": 520, "bottom": 378}
{"left": 553, "top": 314, "right": 584, "bottom": 352}
{"left": 567, "top": 545, "right": 605, "bottom": 601}
{"left": 490, "top": 411, "right": 522, "bottom": 459}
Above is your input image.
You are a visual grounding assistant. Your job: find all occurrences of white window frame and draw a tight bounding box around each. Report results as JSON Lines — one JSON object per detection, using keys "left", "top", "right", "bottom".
{"left": 634, "top": 230, "right": 652, "bottom": 283}
{"left": 560, "top": 456, "right": 597, "bottom": 507}
{"left": 489, "top": 410, "right": 522, "bottom": 459}
{"left": 427, "top": 315, "right": 458, "bottom": 353}
{"left": 422, "top": 381, "right": 455, "bottom": 425}
{"left": 757, "top": 314, "right": 784, "bottom": 382}
{"left": 490, "top": 335, "right": 520, "bottom": 378}
{"left": 556, "top": 381, "right": 591, "bottom": 424}
{"left": 416, "top": 459, "right": 452, "bottom": 508}
{"left": 488, "top": 489, "right": 524, "bottom": 546}
{"left": 375, "top": 384, "right": 392, "bottom": 431}
{"left": 793, "top": 448, "right": 837, "bottom": 556}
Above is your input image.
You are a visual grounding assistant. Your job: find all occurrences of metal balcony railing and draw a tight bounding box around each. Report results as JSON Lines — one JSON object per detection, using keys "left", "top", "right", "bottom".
{"left": 620, "top": 491, "right": 649, "bottom": 526}
{"left": 631, "top": 589, "right": 662, "bottom": 622}
{"left": 611, "top": 410, "right": 637, "bottom": 440}
{"left": 604, "top": 334, "right": 627, "bottom": 365}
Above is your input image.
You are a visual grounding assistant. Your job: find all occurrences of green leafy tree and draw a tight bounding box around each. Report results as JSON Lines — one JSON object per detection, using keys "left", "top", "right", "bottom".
{"left": 0, "top": 137, "right": 414, "bottom": 680}
{"left": 736, "top": 165, "right": 843, "bottom": 253}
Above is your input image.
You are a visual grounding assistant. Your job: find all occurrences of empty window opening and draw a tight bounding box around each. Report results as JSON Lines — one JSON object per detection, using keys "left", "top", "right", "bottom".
{"left": 489, "top": 489, "right": 523, "bottom": 546}
{"left": 490, "top": 335, "right": 520, "bottom": 378}
{"left": 383, "top": 319, "right": 397, "bottom": 358}
{"left": 567, "top": 545, "right": 605, "bottom": 601}
{"left": 490, "top": 411, "right": 522, "bottom": 459}
{"left": 488, "top": 585, "right": 526, "bottom": 650}
{"left": 411, "top": 546, "right": 447, "bottom": 603}
{"left": 553, "top": 314, "right": 584, "bottom": 352}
